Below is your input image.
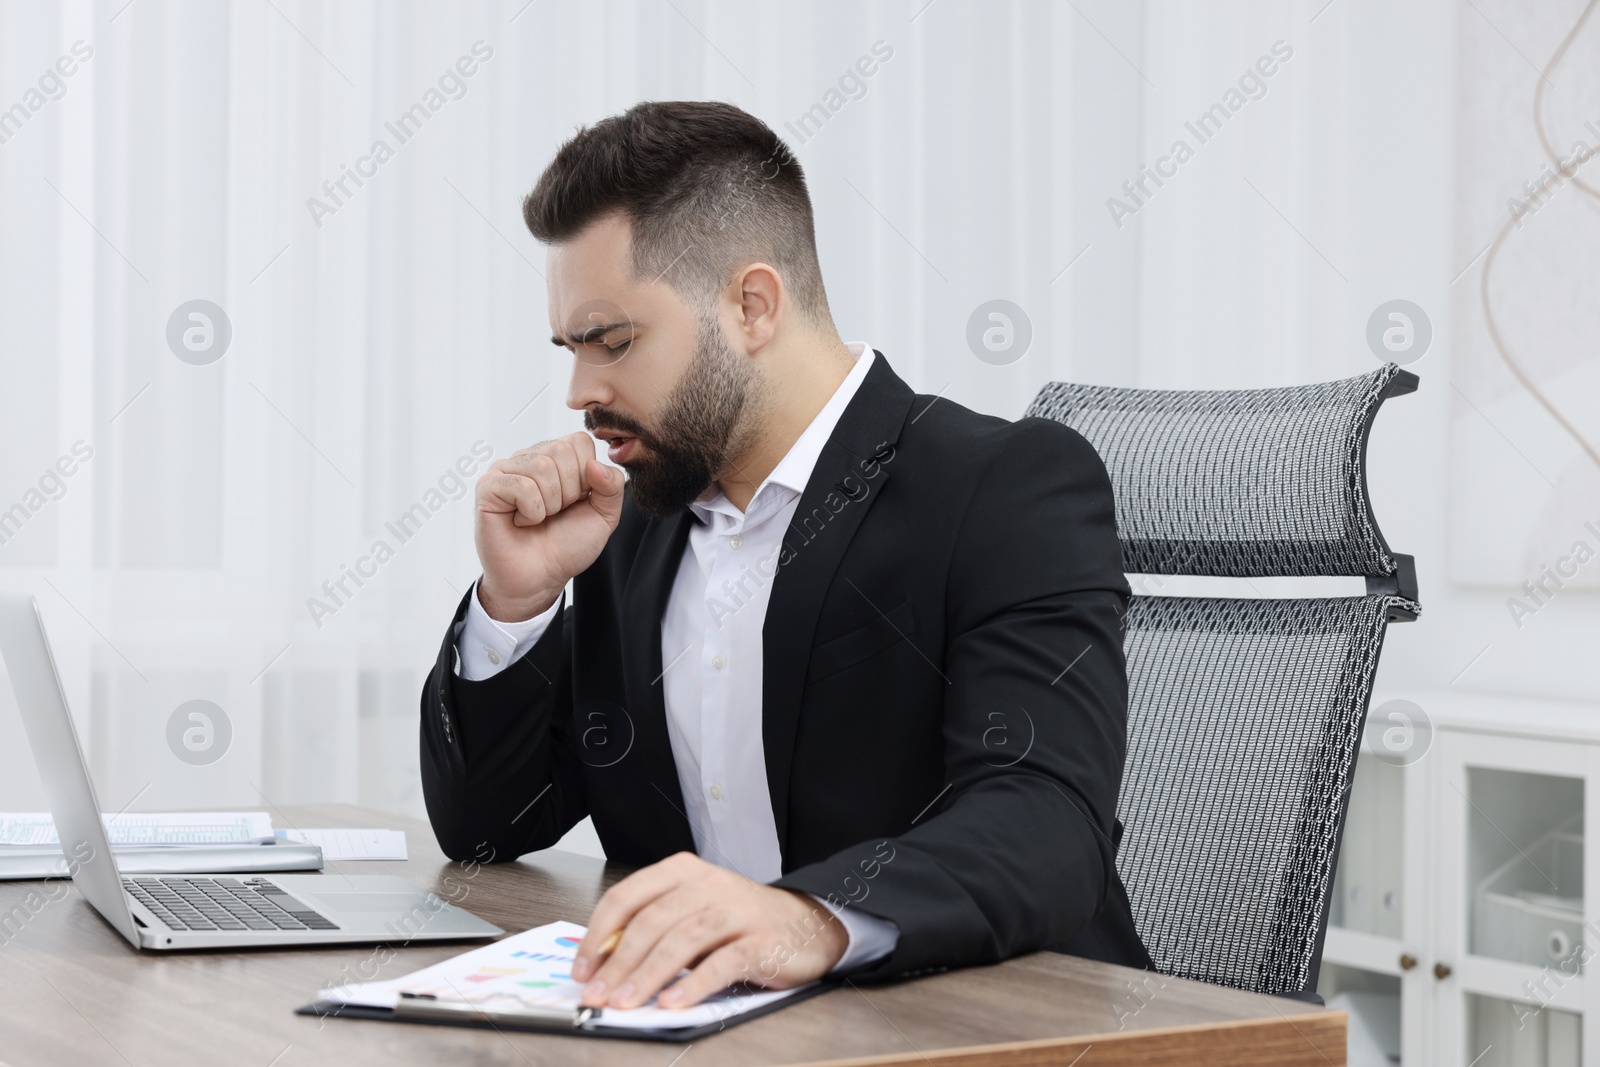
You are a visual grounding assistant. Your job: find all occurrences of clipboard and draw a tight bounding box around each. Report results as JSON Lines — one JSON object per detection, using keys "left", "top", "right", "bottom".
{"left": 295, "top": 978, "right": 840, "bottom": 1042}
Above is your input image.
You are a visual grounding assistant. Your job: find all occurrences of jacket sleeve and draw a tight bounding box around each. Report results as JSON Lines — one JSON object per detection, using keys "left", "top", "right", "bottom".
{"left": 419, "top": 588, "right": 589, "bottom": 862}
{"left": 772, "top": 417, "right": 1131, "bottom": 979}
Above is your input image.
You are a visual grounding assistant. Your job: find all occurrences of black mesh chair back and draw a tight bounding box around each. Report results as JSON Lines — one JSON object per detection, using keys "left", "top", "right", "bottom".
{"left": 1025, "top": 364, "right": 1420, "bottom": 998}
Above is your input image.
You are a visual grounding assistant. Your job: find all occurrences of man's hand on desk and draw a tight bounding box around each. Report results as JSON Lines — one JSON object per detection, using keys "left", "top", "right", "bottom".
{"left": 571, "top": 851, "right": 848, "bottom": 1011}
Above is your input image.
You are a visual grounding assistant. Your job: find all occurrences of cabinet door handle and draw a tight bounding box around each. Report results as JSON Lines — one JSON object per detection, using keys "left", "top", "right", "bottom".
{"left": 1433, "top": 962, "right": 1452, "bottom": 980}
{"left": 1398, "top": 954, "right": 1418, "bottom": 971}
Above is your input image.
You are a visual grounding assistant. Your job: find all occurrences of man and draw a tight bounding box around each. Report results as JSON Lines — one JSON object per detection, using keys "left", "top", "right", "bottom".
{"left": 420, "top": 100, "right": 1151, "bottom": 1013}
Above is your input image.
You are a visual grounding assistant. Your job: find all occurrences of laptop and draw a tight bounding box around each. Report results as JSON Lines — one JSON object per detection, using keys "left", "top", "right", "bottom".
{"left": 0, "top": 590, "right": 504, "bottom": 950}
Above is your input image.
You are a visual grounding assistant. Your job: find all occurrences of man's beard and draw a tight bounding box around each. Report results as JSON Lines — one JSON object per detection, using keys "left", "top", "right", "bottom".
{"left": 585, "top": 310, "right": 764, "bottom": 519}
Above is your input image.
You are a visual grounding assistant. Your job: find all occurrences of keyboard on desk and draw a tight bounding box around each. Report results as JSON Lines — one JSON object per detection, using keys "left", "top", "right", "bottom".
{"left": 122, "top": 876, "right": 339, "bottom": 932}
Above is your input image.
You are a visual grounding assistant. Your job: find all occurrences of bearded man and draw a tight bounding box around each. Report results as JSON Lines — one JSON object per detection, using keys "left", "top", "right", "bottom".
{"left": 420, "top": 100, "right": 1151, "bottom": 1013}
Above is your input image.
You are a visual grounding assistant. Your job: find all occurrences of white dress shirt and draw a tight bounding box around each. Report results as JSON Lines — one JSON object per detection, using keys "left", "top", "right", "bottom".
{"left": 454, "top": 342, "right": 900, "bottom": 972}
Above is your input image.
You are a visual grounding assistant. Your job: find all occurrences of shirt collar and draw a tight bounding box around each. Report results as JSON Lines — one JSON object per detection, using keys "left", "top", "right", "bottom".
{"left": 688, "top": 342, "right": 877, "bottom": 527}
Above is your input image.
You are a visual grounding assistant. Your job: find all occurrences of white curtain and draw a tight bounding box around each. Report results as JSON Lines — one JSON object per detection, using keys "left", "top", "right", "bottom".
{"left": 0, "top": 0, "right": 1098, "bottom": 832}
{"left": 1, "top": 0, "right": 1593, "bottom": 833}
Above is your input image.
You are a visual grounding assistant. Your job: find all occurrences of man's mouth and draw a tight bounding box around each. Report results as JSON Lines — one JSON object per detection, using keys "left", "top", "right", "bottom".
{"left": 593, "top": 430, "right": 639, "bottom": 463}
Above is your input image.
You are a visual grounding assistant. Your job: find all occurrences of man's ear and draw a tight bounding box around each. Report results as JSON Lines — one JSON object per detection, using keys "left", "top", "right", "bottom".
{"left": 731, "top": 262, "right": 783, "bottom": 352}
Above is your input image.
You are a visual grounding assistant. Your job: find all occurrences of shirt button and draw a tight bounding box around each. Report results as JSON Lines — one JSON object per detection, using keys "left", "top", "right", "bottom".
{"left": 709, "top": 784, "right": 722, "bottom": 800}
{"left": 711, "top": 654, "right": 725, "bottom": 670}
{"left": 486, "top": 648, "right": 501, "bottom": 665}
{"left": 729, "top": 535, "right": 743, "bottom": 549}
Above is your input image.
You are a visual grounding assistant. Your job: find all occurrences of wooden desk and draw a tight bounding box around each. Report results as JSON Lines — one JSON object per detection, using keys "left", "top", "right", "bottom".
{"left": 0, "top": 804, "right": 1343, "bottom": 1066}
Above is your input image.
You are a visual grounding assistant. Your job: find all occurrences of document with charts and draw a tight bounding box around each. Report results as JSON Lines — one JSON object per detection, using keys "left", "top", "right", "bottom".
{"left": 317, "top": 920, "right": 814, "bottom": 1033}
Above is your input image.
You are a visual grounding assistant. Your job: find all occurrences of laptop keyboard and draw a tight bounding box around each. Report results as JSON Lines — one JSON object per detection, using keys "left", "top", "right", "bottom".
{"left": 122, "top": 876, "right": 339, "bottom": 932}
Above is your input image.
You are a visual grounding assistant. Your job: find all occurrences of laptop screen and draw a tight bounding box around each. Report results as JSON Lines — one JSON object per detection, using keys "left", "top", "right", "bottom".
{"left": 0, "top": 591, "right": 139, "bottom": 946}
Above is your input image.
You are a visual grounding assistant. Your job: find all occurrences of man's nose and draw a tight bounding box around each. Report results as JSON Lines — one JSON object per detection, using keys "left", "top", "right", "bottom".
{"left": 566, "top": 358, "right": 613, "bottom": 412}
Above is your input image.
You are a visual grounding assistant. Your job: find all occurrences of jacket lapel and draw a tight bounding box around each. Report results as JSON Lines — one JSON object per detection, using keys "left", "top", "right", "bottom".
{"left": 620, "top": 507, "right": 700, "bottom": 855}
{"left": 761, "top": 351, "right": 916, "bottom": 865}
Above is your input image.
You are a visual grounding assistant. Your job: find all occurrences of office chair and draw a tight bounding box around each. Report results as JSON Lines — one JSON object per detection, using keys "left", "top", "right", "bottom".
{"left": 1025, "top": 363, "right": 1420, "bottom": 1000}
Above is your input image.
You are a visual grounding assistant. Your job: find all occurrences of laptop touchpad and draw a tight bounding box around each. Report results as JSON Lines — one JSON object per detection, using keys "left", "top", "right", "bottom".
{"left": 312, "top": 892, "right": 428, "bottom": 912}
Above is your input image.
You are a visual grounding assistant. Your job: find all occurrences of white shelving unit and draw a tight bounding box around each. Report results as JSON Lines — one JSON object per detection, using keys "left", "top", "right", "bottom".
{"left": 1320, "top": 690, "right": 1600, "bottom": 1066}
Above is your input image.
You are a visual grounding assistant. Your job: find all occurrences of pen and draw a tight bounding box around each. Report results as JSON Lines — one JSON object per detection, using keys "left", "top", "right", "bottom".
{"left": 592, "top": 927, "right": 624, "bottom": 958}
{"left": 396, "top": 992, "right": 601, "bottom": 1029}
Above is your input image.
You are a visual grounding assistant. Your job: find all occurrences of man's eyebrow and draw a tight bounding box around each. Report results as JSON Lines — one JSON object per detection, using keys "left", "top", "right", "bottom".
{"left": 550, "top": 320, "right": 634, "bottom": 347}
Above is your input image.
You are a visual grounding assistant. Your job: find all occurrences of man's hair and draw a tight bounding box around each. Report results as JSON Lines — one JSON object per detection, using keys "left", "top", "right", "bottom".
{"left": 523, "top": 101, "right": 830, "bottom": 326}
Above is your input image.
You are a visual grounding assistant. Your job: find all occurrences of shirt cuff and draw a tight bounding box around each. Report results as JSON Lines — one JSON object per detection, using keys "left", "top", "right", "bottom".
{"left": 452, "top": 580, "right": 563, "bottom": 681}
{"left": 809, "top": 893, "right": 900, "bottom": 973}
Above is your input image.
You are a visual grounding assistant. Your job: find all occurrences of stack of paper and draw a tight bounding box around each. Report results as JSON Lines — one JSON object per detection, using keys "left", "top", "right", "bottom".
{"left": 275, "top": 828, "right": 408, "bottom": 861}
{"left": 0, "top": 814, "right": 409, "bottom": 860}
{"left": 0, "top": 812, "right": 414, "bottom": 879}
{"left": 0, "top": 811, "right": 275, "bottom": 847}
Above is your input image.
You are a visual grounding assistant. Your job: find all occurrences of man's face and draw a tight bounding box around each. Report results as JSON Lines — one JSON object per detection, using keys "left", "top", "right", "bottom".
{"left": 548, "top": 214, "right": 761, "bottom": 518}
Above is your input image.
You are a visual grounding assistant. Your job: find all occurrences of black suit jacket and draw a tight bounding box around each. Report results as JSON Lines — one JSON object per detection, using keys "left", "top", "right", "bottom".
{"left": 420, "top": 351, "right": 1153, "bottom": 980}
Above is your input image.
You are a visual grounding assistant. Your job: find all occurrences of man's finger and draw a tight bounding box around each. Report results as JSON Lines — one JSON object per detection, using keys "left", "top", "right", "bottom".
{"left": 584, "top": 459, "right": 625, "bottom": 524}
{"left": 521, "top": 454, "right": 568, "bottom": 524}
{"left": 580, "top": 887, "right": 700, "bottom": 1005}
{"left": 572, "top": 853, "right": 699, "bottom": 984}
{"left": 566, "top": 428, "right": 598, "bottom": 464}
{"left": 607, "top": 906, "right": 738, "bottom": 1010}
{"left": 500, "top": 437, "right": 587, "bottom": 511}
{"left": 554, "top": 434, "right": 590, "bottom": 505}
{"left": 477, "top": 471, "right": 547, "bottom": 526}
{"left": 657, "top": 939, "right": 760, "bottom": 1010}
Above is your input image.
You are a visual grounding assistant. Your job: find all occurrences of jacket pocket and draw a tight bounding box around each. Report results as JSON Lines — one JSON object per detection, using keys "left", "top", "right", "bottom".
{"left": 806, "top": 598, "right": 918, "bottom": 681}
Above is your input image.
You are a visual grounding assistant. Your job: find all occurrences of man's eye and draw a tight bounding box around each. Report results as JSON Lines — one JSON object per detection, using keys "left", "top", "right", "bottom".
{"left": 566, "top": 336, "right": 631, "bottom": 364}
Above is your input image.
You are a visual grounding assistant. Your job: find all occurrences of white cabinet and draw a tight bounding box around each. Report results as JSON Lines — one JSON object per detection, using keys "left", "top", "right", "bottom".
{"left": 1320, "top": 691, "right": 1600, "bottom": 1066}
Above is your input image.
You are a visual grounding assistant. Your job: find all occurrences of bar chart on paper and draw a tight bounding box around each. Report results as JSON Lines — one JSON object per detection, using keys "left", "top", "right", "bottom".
{"left": 325, "top": 923, "right": 588, "bottom": 1012}
{"left": 409, "top": 937, "right": 578, "bottom": 1003}
{"left": 318, "top": 920, "right": 811, "bottom": 1031}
